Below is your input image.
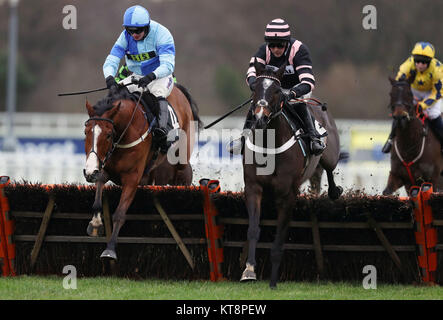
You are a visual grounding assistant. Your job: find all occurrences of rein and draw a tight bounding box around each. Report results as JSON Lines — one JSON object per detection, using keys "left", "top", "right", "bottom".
{"left": 394, "top": 134, "right": 426, "bottom": 185}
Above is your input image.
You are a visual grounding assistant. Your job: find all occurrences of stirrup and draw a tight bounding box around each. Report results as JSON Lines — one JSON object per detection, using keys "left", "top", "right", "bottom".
{"left": 382, "top": 139, "right": 392, "bottom": 153}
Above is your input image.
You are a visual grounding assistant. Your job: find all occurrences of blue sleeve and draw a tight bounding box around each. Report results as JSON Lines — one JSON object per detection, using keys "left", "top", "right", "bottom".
{"left": 103, "top": 31, "right": 128, "bottom": 78}
{"left": 153, "top": 25, "right": 175, "bottom": 78}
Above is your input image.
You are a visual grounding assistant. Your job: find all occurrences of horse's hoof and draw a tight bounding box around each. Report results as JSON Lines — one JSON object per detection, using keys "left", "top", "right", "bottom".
{"left": 100, "top": 249, "right": 117, "bottom": 261}
{"left": 240, "top": 269, "right": 257, "bottom": 282}
{"left": 240, "top": 271, "right": 257, "bottom": 281}
{"left": 87, "top": 223, "right": 104, "bottom": 237}
{"left": 269, "top": 282, "right": 277, "bottom": 289}
{"left": 328, "top": 186, "right": 343, "bottom": 200}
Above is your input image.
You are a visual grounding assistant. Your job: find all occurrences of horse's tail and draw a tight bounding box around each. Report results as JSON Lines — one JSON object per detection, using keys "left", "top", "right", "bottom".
{"left": 175, "top": 83, "right": 203, "bottom": 130}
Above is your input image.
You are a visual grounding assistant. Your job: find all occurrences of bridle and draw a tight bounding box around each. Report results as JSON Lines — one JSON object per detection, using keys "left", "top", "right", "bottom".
{"left": 246, "top": 74, "right": 306, "bottom": 155}
{"left": 389, "top": 81, "right": 428, "bottom": 185}
{"left": 85, "top": 94, "right": 149, "bottom": 170}
{"left": 85, "top": 117, "right": 116, "bottom": 170}
{"left": 254, "top": 75, "right": 284, "bottom": 126}
{"left": 390, "top": 82, "right": 415, "bottom": 122}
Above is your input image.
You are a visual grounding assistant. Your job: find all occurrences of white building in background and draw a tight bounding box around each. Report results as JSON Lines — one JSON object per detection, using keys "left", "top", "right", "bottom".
{"left": 0, "top": 113, "right": 405, "bottom": 196}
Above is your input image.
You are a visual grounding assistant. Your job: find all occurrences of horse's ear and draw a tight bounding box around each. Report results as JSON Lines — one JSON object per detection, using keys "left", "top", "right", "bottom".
{"left": 254, "top": 58, "right": 265, "bottom": 76}
{"left": 388, "top": 76, "right": 396, "bottom": 85}
{"left": 275, "top": 62, "right": 287, "bottom": 80}
{"left": 86, "top": 100, "right": 95, "bottom": 117}
{"left": 107, "top": 101, "right": 121, "bottom": 118}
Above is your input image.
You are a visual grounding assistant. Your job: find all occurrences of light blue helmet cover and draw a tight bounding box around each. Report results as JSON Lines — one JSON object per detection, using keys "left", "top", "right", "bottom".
{"left": 123, "top": 5, "right": 150, "bottom": 27}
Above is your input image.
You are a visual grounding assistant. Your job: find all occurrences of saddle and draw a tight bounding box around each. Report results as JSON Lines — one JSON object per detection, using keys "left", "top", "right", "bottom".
{"left": 282, "top": 102, "right": 327, "bottom": 141}
{"left": 130, "top": 91, "right": 180, "bottom": 140}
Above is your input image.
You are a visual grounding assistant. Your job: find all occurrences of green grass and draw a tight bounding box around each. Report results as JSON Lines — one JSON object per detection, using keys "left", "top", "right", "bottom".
{"left": 1, "top": 276, "right": 442, "bottom": 300}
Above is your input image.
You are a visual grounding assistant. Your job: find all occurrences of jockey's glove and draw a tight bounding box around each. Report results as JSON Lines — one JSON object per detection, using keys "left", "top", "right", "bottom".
{"left": 418, "top": 101, "right": 428, "bottom": 113}
{"left": 138, "top": 72, "right": 157, "bottom": 88}
{"left": 106, "top": 75, "right": 117, "bottom": 89}
{"left": 288, "top": 85, "right": 304, "bottom": 101}
{"left": 247, "top": 76, "right": 257, "bottom": 91}
{"left": 288, "top": 89, "right": 297, "bottom": 101}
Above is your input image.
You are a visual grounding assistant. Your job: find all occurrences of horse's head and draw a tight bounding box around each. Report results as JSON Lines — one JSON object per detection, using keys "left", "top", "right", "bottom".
{"left": 250, "top": 59, "right": 286, "bottom": 129}
{"left": 389, "top": 76, "right": 415, "bottom": 129}
{"left": 83, "top": 99, "right": 120, "bottom": 183}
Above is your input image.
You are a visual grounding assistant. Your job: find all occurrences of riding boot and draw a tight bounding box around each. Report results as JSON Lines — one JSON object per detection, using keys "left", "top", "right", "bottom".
{"left": 429, "top": 116, "right": 443, "bottom": 153}
{"left": 296, "top": 102, "right": 325, "bottom": 156}
{"left": 154, "top": 98, "right": 169, "bottom": 154}
{"left": 227, "top": 108, "right": 255, "bottom": 155}
{"left": 381, "top": 121, "right": 397, "bottom": 153}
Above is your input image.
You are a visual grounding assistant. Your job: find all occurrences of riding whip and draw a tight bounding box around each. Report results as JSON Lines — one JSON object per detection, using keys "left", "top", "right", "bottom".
{"left": 58, "top": 81, "right": 135, "bottom": 97}
{"left": 204, "top": 98, "right": 252, "bottom": 129}
{"left": 58, "top": 87, "right": 108, "bottom": 96}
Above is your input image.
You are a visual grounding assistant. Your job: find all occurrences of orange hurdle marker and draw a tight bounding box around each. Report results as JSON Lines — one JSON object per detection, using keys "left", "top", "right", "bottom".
{"left": 200, "top": 179, "right": 224, "bottom": 282}
{"left": 410, "top": 183, "right": 438, "bottom": 284}
{"left": 0, "top": 176, "right": 15, "bottom": 277}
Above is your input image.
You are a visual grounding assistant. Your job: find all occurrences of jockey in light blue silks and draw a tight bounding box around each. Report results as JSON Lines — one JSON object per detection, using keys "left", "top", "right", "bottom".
{"left": 103, "top": 5, "right": 175, "bottom": 152}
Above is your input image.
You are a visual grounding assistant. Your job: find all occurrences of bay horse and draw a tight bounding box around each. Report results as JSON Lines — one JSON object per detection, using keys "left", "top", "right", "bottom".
{"left": 383, "top": 77, "right": 443, "bottom": 195}
{"left": 241, "top": 60, "right": 343, "bottom": 288}
{"left": 83, "top": 83, "right": 201, "bottom": 260}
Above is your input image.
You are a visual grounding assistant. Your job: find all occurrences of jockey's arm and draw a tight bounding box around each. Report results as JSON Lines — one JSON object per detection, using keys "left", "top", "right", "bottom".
{"left": 103, "top": 31, "right": 128, "bottom": 79}
{"left": 395, "top": 57, "right": 414, "bottom": 81}
{"left": 291, "top": 44, "right": 315, "bottom": 98}
{"left": 152, "top": 24, "right": 175, "bottom": 79}
{"left": 245, "top": 45, "right": 267, "bottom": 88}
{"left": 420, "top": 66, "right": 443, "bottom": 110}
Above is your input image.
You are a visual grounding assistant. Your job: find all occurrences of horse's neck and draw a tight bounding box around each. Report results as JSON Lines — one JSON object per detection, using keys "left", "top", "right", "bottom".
{"left": 116, "top": 100, "right": 146, "bottom": 133}
{"left": 395, "top": 118, "right": 425, "bottom": 155}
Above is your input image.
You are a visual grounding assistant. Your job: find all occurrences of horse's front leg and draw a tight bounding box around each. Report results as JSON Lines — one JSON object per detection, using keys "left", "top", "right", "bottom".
{"left": 87, "top": 173, "right": 108, "bottom": 237}
{"left": 100, "top": 175, "right": 139, "bottom": 261}
{"left": 240, "top": 183, "right": 263, "bottom": 282}
{"left": 326, "top": 169, "right": 343, "bottom": 200}
{"left": 269, "top": 195, "right": 292, "bottom": 289}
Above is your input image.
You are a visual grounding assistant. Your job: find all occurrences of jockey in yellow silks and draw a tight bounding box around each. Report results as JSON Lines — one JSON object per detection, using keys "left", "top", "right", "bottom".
{"left": 382, "top": 42, "right": 443, "bottom": 153}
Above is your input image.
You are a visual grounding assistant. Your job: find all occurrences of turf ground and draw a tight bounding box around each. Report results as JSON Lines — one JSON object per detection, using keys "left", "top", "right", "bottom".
{"left": 1, "top": 276, "right": 442, "bottom": 300}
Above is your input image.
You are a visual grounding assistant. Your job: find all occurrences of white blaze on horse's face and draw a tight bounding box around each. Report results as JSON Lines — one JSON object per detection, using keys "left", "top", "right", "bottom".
{"left": 255, "top": 79, "right": 273, "bottom": 119}
{"left": 84, "top": 124, "right": 102, "bottom": 176}
{"left": 255, "top": 99, "right": 268, "bottom": 119}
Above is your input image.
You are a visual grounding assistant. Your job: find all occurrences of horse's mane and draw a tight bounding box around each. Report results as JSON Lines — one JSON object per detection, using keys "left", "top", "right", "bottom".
{"left": 93, "top": 86, "right": 133, "bottom": 116}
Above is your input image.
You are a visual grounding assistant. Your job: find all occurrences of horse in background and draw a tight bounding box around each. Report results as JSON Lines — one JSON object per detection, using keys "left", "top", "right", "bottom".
{"left": 383, "top": 77, "right": 443, "bottom": 195}
{"left": 241, "top": 60, "right": 343, "bottom": 288}
{"left": 83, "top": 82, "right": 201, "bottom": 260}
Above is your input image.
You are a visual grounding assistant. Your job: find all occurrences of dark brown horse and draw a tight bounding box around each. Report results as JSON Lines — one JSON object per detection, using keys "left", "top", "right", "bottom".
{"left": 383, "top": 77, "right": 443, "bottom": 195}
{"left": 241, "top": 61, "right": 343, "bottom": 288}
{"left": 83, "top": 83, "right": 201, "bottom": 260}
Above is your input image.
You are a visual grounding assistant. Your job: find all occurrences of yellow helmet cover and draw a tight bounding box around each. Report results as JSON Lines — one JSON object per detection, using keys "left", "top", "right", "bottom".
{"left": 411, "top": 42, "right": 435, "bottom": 59}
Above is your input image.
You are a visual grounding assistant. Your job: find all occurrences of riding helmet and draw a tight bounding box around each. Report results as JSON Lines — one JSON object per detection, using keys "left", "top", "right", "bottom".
{"left": 411, "top": 42, "right": 435, "bottom": 59}
{"left": 264, "top": 18, "right": 291, "bottom": 42}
